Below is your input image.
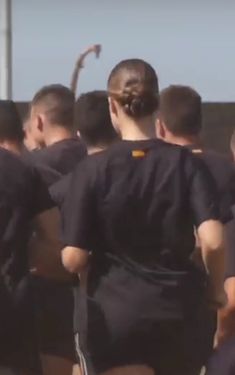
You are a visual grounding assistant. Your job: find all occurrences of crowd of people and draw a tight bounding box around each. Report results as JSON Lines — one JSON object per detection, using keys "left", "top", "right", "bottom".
{"left": 0, "top": 58, "right": 235, "bottom": 375}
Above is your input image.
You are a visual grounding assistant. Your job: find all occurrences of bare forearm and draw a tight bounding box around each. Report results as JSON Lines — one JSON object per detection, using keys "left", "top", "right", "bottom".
{"left": 198, "top": 221, "right": 226, "bottom": 305}
{"left": 216, "top": 277, "right": 235, "bottom": 345}
{"left": 217, "top": 305, "right": 235, "bottom": 341}
{"left": 202, "top": 246, "right": 225, "bottom": 301}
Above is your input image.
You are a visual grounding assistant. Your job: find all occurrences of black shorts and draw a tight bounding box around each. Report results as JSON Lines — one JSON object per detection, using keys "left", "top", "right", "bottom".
{"left": 206, "top": 337, "right": 235, "bottom": 375}
{"left": 0, "top": 277, "right": 41, "bottom": 373}
{"left": 32, "top": 277, "right": 76, "bottom": 361}
{"left": 75, "top": 263, "right": 216, "bottom": 375}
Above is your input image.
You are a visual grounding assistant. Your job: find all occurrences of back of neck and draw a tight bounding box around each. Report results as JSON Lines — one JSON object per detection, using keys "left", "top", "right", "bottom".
{"left": 167, "top": 134, "right": 200, "bottom": 148}
{"left": 120, "top": 117, "right": 156, "bottom": 141}
{"left": 45, "top": 127, "right": 74, "bottom": 147}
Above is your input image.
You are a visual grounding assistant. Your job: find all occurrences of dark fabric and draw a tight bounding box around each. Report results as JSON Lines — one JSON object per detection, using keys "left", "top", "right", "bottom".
{"left": 206, "top": 337, "right": 235, "bottom": 375}
{"left": 63, "top": 140, "right": 219, "bottom": 258}
{"left": 187, "top": 146, "right": 235, "bottom": 280}
{"left": 225, "top": 208, "right": 235, "bottom": 279}
{"left": 28, "top": 138, "right": 85, "bottom": 361}
{"left": 0, "top": 148, "right": 52, "bottom": 370}
{"left": 0, "top": 149, "right": 53, "bottom": 312}
{"left": 50, "top": 173, "right": 72, "bottom": 209}
{"left": 28, "top": 138, "right": 86, "bottom": 175}
{"left": 79, "top": 263, "right": 216, "bottom": 374}
{"left": 0, "top": 278, "right": 41, "bottom": 373}
{"left": 62, "top": 139, "right": 219, "bottom": 371}
{"left": 32, "top": 277, "right": 76, "bottom": 360}
{"left": 187, "top": 146, "right": 235, "bottom": 223}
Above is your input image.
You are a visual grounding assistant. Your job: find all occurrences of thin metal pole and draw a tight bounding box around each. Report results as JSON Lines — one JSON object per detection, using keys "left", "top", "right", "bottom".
{"left": 0, "top": 0, "right": 12, "bottom": 99}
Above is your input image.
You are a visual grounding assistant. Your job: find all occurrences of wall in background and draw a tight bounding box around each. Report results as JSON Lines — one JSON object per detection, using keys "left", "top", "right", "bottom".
{"left": 16, "top": 101, "right": 235, "bottom": 154}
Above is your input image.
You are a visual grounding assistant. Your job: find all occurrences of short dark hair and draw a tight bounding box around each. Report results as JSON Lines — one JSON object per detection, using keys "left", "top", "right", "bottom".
{"left": 75, "top": 91, "right": 117, "bottom": 147}
{"left": 0, "top": 100, "right": 24, "bottom": 142}
{"left": 159, "top": 85, "right": 202, "bottom": 136}
{"left": 31, "top": 84, "right": 75, "bottom": 128}
{"left": 108, "top": 59, "right": 159, "bottom": 119}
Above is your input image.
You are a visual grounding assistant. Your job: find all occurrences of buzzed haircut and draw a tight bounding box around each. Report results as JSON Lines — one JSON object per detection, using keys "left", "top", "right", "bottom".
{"left": 31, "top": 84, "right": 75, "bottom": 129}
{"left": 0, "top": 100, "right": 24, "bottom": 142}
{"left": 75, "top": 91, "right": 118, "bottom": 147}
{"left": 159, "top": 85, "right": 202, "bottom": 136}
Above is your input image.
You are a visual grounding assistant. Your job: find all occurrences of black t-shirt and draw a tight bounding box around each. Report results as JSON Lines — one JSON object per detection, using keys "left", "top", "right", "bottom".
{"left": 63, "top": 140, "right": 219, "bottom": 263}
{"left": 187, "top": 146, "right": 235, "bottom": 223}
{"left": 224, "top": 204, "right": 235, "bottom": 279}
{"left": 62, "top": 139, "right": 219, "bottom": 326}
{"left": 28, "top": 138, "right": 86, "bottom": 176}
{"left": 186, "top": 147, "right": 235, "bottom": 279}
{"left": 49, "top": 173, "right": 72, "bottom": 209}
{"left": 0, "top": 148, "right": 53, "bottom": 326}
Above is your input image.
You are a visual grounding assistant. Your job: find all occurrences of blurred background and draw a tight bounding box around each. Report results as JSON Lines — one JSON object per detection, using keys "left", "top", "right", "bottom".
{"left": 0, "top": 0, "right": 234, "bottom": 153}
{"left": 0, "top": 0, "right": 233, "bottom": 101}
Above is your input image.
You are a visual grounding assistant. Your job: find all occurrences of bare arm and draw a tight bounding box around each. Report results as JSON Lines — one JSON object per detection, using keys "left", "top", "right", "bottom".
{"left": 197, "top": 219, "right": 226, "bottom": 307}
{"left": 216, "top": 277, "right": 235, "bottom": 346}
{"left": 29, "top": 208, "right": 72, "bottom": 281}
{"left": 62, "top": 246, "right": 89, "bottom": 274}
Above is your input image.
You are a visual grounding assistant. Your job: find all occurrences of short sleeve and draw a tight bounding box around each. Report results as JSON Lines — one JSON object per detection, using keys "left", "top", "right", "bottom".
{"left": 30, "top": 167, "right": 55, "bottom": 216}
{"left": 185, "top": 153, "right": 220, "bottom": 227}
{"left": 61, "top": 158, "right": 97, "bottom": 250}
{"left": 222, "top": 166, "right": 235, "bottom": 223}
{"left": 49, "top": 174, "right": 72, "bottom": 209}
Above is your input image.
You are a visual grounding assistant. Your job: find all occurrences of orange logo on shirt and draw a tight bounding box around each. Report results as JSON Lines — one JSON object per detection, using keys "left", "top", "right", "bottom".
{"left": 132, "top": 150, "right": 146, "bottom": 158}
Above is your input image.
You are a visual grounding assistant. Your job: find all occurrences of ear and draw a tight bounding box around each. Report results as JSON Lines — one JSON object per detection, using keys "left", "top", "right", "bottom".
{"left": 37, "top": 115, "right": 44, "bottom": 133}
{"left": 155, "top": 117, "right": 166, "bottom": 140}
{"left": 108, "top": 97, "right": 120, "bottom": 132}
{"left": 108, "top": 97, "right": 117, "bottom": 117}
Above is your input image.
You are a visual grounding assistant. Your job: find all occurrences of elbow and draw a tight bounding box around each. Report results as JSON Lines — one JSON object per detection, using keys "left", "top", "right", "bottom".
{"left": 198, "top": 220, "right": 225, "bottom": 252}
{"left": 62, "top": 246, "right": 89, "bottom": 274}
{"left": 62, "top": 257, "right": 79, "bottom": 274}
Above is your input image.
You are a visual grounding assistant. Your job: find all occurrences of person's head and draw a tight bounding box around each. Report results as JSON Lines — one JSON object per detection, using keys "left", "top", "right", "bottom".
{"left": 157, "top": 85, "right": 202, "bottom": 145}
{"left": 108, "top": 59, "right": 159, "bottom": 139}
{"left": 0, "top": 100, "right": 24, "bottom": 154}
{"left": 75, "top": 91, "right": 118, "bottom": 153}
{"left": 230, "top": 129, "right": 235, "bottom": 161}
{"left": 30, "top": 84, "right": 75, "bottom": 147}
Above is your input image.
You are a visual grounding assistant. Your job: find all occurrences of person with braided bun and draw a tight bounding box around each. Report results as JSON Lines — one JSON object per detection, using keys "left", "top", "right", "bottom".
{"left": 61, "top": 59, "right": 225, "bottom": 375}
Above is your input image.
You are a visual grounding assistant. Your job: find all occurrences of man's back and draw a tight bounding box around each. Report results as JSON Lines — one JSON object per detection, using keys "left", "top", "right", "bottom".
{"left": 29, "top": 138, "right": 86, "bottom": 176}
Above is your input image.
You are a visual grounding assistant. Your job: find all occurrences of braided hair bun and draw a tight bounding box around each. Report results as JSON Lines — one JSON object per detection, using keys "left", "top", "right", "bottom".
{"left": 108, "top": 59, "right": 159, "bottom": 119}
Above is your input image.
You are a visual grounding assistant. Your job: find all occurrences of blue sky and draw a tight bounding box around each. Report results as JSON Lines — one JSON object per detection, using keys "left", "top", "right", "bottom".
{"left": 7, "top": 0, "right": 235, "bottom": 101}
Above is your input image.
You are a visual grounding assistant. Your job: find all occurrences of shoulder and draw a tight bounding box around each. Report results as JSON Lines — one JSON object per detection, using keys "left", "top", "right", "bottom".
{"left": 51, "top": 139, "right": 86, "bottom": 159}
{"left": 0, "top": 149, "right": 38, "bottom": 202}
{"left": 25, "top": 147, "right": 51, "bottom": 167}
{"left": 50, "top": 173, "right": 72, "bottom": 199}
{"left": 200, "top": 150, "right": 235, "bottom": 181}
{"left": 0, "top": 148, "right": 33, "bottom": 182}
{"left": 72, "top": 151, "right": 107, "bottom": 176}
{"left": 202, "top": 150, "right": 233, "bottom": 168}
